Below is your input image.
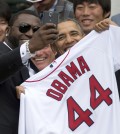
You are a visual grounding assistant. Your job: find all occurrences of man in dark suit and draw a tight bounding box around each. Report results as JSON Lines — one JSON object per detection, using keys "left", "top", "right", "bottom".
{"left": 0, "top": 43, "right": 29, "bottom": 134}
{"left": 0, "top": 10, "right": 58, "bottom": 134}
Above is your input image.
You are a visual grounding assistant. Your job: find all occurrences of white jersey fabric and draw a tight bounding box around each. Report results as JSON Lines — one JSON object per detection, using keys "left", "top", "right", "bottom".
{"left": 19, "top": 26, "right": 120, "bottom": 134}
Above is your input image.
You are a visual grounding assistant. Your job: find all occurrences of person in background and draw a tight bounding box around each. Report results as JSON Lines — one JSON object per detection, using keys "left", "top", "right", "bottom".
{"left": 111, "top": 13, "right": 120, "bottom": 26}
{"left": 0, "top": 1, "right": 11, "bottom": 42}
{"left": 73, "top": 0, "right": 111, "bottom": 35}
{"left": 26, "top": 0, "right": 74, "bottom": 21}
{"left": 0, "top": 10, "right": 58, "bottom": 134}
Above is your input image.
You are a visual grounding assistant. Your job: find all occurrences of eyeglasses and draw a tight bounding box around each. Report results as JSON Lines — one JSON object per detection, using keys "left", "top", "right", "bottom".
{"left": 15, "top": 23, "right": 40, "bottom": 33}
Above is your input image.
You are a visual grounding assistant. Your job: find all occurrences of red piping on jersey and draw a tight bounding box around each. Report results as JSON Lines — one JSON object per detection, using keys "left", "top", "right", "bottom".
{"left": 25, "top": 49, "right": 70, "bottom": 83}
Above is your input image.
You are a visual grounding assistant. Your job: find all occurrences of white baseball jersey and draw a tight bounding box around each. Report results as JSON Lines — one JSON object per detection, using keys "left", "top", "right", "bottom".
{"left": 19, "top": 26, "right": 120, "bottom": 134}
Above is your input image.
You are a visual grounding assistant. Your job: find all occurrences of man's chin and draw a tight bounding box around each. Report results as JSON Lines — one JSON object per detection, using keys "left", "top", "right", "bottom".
{"left": 83, "top": 27, "right": 94, "bottom": 34}
{"left": 7, "top": 36, "right": 19, "bottom": 48}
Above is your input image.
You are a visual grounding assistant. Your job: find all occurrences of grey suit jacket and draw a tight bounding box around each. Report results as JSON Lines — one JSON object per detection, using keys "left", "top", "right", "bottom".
{"left": 26, "top": 0, "right": 74, "bottom": 21}
{"left": 111, "top": 13, "right": 120, "bottom": 26}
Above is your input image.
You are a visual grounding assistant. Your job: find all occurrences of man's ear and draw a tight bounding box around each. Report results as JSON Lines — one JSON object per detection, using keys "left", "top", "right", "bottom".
{"left": 6, "top": 26, "right": 10, "bottom": 36}
{"left": 104, "top": 11, "right": 111, "bottom": 18}
{"left": 54, "top": 51, "right": 58, "bottom": 57}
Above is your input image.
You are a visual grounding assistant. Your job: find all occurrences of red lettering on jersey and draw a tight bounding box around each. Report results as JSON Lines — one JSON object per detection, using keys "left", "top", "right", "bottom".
{"left": 67, "top": 97, "right": 94, "bottom": 131}
{"left": 51, "top": 80, "right": 68, "bottom": 94}
{"left": 46, "top": 89, "right": 63, "bottom": 101}
{"left": 58, "top": 71, "right": 74, "bottom": 87}
{"left": 46, "top": 56, "right": 90, "bottom": 101}
{"left": 66, "top": 62, "right": 82, "bottom": 80}
{"left": 89, "top": 75, "right": 112, "bottom": 109}
{"left": 77, "top": 56, "right": 90, "bottom": 74}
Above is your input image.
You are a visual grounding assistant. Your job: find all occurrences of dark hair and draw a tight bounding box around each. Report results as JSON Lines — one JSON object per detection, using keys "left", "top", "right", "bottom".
{"left": 9, "top": 10, "right": 40, "bottom": 26}
{"left": 58, "top": 18, "right": 84, "bottom": 35}
{"left": 73, "top": 0, "right": 111, "bottom": 18}
{"left": 0, "top": 1, "right": 11, "bottom": 23}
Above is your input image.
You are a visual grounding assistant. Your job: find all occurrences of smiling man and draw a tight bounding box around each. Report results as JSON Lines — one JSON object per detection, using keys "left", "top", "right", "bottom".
{"left": 31, "top": 44, "right": 57, "bottom": 71}
{"left": 56, "top": 19, "right": 84, "bottom": 53}
{"left": 8, "top": 11, "right": 41, "bottom": 45}
{"left": 74, "top": 0, "right": 111, "bottom": 34}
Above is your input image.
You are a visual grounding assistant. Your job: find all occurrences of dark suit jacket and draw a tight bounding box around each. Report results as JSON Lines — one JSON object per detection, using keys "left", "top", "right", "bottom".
{"left": 0, "top": 42, "right": 29, "bottom": 134}
{"left": 115, "top": 70, "right": 120, "bottom": 98}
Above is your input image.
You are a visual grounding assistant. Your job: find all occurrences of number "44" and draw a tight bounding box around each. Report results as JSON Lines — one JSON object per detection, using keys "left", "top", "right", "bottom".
{"left": 67, "top": 75, "right": 112, "bottom": 131}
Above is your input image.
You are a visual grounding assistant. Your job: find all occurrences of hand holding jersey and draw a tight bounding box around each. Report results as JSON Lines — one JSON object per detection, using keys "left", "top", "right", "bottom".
{"left": 16, "top": 86, "right": 25, "bottom": 99}
{"left": 94, "top": 18, "right": 118, "bottom": 32}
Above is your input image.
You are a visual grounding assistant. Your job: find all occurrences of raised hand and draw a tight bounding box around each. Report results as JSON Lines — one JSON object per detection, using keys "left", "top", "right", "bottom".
{"left": 29, "top": 23, "right": 58, "bottom": 53}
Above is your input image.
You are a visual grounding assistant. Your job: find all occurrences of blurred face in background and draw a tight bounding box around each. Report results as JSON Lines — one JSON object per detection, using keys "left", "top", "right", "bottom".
{"left": 10, "top": 13, "right": 41, "bottom": 45}
{"left": 31, "top": 44, "right": 57, "bottom": 70}
{"left": 75, "top": 2, "right": 110, "bottom": 34}
{"left": 0, "top": 17, "right": 9, "bottom": 42}
{"left": 56, "top": 20, "right": 84, "bottom": 53}
{"left": 34, "top": 0, "right": 56, "bottom": 12}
